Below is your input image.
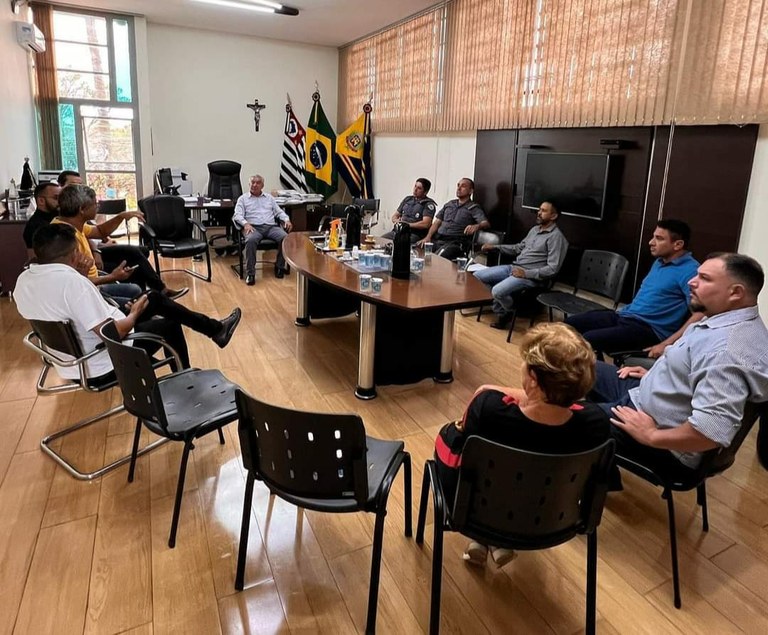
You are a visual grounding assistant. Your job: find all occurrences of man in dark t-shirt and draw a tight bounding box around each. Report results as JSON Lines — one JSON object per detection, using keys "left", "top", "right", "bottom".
{"left": 23, "top": 182, "right": 61, "bottom": 256}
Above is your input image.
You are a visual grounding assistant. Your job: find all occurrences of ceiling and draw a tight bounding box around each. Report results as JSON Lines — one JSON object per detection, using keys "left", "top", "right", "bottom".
{"left": 46, "top": 0, "right": 439, "bottom": 47}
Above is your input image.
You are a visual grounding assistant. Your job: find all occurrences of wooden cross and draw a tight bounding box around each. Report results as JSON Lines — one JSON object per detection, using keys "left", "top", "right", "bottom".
{"left": 246, "top": 99, "right": 266, "bottom": 132}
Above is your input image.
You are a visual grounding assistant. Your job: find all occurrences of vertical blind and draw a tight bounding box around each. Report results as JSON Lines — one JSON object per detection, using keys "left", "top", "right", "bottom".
{"left": 339, "top": 0, "right": 768, "bottom": 132}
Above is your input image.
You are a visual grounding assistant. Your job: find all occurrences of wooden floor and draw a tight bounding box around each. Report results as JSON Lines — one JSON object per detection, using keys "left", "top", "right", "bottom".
{"left": 2, "top": 251, "right": 768, "bottom": 635}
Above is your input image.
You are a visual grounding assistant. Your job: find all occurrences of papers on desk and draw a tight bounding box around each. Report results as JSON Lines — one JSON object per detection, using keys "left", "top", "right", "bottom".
{"left": 275, "top": 190, "right": 324, "bottom": 205}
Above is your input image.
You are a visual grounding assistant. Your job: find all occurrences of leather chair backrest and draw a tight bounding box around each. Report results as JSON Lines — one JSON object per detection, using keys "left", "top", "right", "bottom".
{"left": 207, "top": 160, "right": 243, "bottom": 201}
{"left": 30, "top": 319, "right": 84, "bottom": 359}
{"left": 140, "top": 194, "right": 190, "bottom": 241}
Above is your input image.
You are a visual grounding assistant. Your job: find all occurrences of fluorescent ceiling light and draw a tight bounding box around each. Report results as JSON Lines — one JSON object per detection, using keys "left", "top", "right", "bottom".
{"left": 191, "top": 0, "right": 299, "bottom": 15}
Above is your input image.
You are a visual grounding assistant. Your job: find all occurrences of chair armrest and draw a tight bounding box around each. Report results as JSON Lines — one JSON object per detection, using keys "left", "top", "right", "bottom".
{"left": 139, "top": 222, "right": 158, "bottom": 241}
{"left": 23, "top": 332, "right": 105, "bottom": 367}
{"left": 188, "top": 217, "right": 208, "bottom": 235}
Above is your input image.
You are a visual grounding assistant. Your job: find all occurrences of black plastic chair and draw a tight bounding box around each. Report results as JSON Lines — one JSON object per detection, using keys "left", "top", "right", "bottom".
{"left": 234, "top": 389, "right": 412, "bottom": 634}
{"left": 416, "top": 437, "right": 615, "bottom": 635}
{"left": 138, "top": 194, "right": 212, "bottom": 282}
{"left": 23, "top": 319, "right": 177, "bottom": 480}
{"left": 537, "top": 249, "right": 629, "bottom": 320}
{"left": 99, "top": 321, "right": 240, "bottom": 547}
{"left": 616, "top": 401, "right": 767, "bottom": 609}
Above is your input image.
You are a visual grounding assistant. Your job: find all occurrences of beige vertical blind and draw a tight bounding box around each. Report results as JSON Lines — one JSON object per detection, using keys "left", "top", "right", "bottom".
{"left": 339, "top": 6, "right": 446, "bottom": 132}
{"left": 339, "top": 0, "right": 768, "bottom": 132}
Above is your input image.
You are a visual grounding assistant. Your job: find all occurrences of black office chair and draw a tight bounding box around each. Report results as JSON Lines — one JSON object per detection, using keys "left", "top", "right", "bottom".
{"left": 98, "top": 198, "right": 130, "bottom": 243}
{"left": 207, "top": 160, "right": 243, "bottom": 201}
{"left": 155, "top": 167, "right": 180, "bottom": 195}
{"left": 206, "top": 160, "right": 243, "bottom": 251}
{"left": 230, "top": 219, "right": 280, "bottom": 279}
{"left": 234, "top": 389, "right": 412, "bottom": 634}
{"left": 138, "top": 194, "right": 212, "bottom": 282}
{"left": 316, "top": 202, "right": 350, "bottom": 232}
{"left": 616, "top": 401, "right": 767, "bottom": 609}
{"left": 416, "top": 437, "right": 615, "bottom": 635}
{"left": 100, "top": 321, "right": 240, "bottom": 548}
{"left": 353, "top": 197, "right": 380, "bottom": 233}
{"left": 23, "top": 319, "right": 177, "bottom": 480}
{"left": 537, "top": 249, "right": 629, "bottom": 320}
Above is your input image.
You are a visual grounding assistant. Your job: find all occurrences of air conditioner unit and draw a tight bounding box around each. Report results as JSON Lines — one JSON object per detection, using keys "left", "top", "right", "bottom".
{"left": 15, "top": 22, "right": 46, "bottom": 54}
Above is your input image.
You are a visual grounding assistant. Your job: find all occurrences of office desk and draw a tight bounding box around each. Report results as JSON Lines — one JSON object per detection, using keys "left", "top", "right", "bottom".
{"left": 0, "top": 216, "right": 28, "bottom": 296}
{"left": 282, "top": 233, "right": 492, "bottom": 399}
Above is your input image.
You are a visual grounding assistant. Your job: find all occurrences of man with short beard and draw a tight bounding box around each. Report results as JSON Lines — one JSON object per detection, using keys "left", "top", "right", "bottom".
{"left": 590, "top": 253, "right": 768, "bottom": 483}
{"left": 474, "top": 200, "right": 568, "bottom": 329}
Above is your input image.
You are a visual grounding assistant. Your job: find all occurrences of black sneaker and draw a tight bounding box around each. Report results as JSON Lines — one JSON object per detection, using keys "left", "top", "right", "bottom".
{"left": 245, "top": 274, "right": 255, "bottom": 286}
{"left": 275, "top": 267, "right": 285, "bottom": 279}
{"left": 213, "top": 308, "right": 242, "bottom": 348}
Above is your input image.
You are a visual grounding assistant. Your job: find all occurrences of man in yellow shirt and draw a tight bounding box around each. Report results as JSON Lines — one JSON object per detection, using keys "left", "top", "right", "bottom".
{"left": 53, "top": 184, "right": 147, "bottom": 306}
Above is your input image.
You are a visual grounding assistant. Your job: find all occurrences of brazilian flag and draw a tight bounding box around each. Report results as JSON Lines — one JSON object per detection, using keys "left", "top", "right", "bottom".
{"left": 304, "top": 92, "right": 337, "bottom": 198}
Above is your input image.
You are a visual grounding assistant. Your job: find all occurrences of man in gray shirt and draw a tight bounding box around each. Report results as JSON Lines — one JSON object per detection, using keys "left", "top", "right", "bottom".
{"left": 474, "top": 201, "right": 568, "bottom": 328}
{"left": 233, "top": 174, "right": 293, "bottom": 285}
{"left": 591, "top": 253, "right": 768, "bottom": 482}
{"left": 418, "top": 177, "right": 489, "bottom": 260}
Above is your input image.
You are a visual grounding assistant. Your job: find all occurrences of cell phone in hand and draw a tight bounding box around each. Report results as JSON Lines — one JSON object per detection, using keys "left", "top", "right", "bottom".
{"left": 125, "top": 264, "right": 139, "bottom": 271}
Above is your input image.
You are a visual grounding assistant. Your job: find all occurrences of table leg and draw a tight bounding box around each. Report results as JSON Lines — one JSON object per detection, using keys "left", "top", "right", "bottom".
{"left": 295, "top": 273, "right": 310, "bottom": 326}
{"left": 355, "top": 301, "right": 377, "bottom": 400}
{"left": 192, "top": 207, "right": 204, "bottom": 260}
{"left": 435, "top": 310, "right": 455, "bottom": 383}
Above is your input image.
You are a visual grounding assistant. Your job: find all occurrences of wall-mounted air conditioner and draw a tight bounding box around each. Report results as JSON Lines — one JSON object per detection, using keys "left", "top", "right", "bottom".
{"left": 15, "top": 22, "right": 46, "bottom": 54}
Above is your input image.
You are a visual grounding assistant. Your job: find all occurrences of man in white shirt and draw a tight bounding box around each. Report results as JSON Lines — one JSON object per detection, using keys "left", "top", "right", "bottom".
{"left": 15, "top": 224, "right": 242, "bottom": 386}
{"left": 233, "top": 174, "right": 293, "bottom": 285}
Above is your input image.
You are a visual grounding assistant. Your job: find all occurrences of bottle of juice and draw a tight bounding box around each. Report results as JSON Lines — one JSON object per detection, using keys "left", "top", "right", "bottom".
{"left": 329, "top": 218, "right": 342, "bottom": 250}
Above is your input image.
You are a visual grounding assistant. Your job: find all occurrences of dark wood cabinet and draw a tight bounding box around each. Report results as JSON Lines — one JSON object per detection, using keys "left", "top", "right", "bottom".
{"left": 0, "top": 217, "right": 28, "bottom": 296}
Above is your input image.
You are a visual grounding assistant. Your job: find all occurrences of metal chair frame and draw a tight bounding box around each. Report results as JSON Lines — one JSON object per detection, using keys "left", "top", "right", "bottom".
{"left": 23, "top": 323, "right": 179, "bottom": 481}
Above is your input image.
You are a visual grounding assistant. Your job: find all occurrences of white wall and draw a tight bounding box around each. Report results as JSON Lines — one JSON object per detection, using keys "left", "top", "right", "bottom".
{"left": 739, "top": 124, "right": 768, "bottom": 316}
{"left": 143, "top": 24, "right": 337, "bottom": 197}
{"left": 371, "top": 132, "right": 477, "bottom": 234}
{"left": 0, "top": 8, "right": 38, "bottom": 190}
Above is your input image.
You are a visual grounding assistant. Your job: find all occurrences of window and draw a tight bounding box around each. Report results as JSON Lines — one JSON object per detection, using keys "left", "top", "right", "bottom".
{"left": 50, "top": 9, "right": 141, "bottom": 210}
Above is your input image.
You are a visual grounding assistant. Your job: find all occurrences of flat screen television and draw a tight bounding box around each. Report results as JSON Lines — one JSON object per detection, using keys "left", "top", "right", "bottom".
{"left": 522, "top": 152, "right": 611, "bottom": 220}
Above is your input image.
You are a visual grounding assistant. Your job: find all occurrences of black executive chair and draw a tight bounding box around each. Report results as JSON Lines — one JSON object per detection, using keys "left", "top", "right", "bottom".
{"left": 207, "top": 160, "right": 243, "bottom": 251}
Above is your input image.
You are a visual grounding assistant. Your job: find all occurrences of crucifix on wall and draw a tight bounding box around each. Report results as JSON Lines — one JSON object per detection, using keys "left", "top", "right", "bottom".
{"left": 246, "top": 99, "right": 266, "bottom": 132}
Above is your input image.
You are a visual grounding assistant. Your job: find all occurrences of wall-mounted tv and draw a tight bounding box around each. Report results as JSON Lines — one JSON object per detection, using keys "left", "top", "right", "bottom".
{"left": 522, "top": 152, "right": 611, "bottom": 220}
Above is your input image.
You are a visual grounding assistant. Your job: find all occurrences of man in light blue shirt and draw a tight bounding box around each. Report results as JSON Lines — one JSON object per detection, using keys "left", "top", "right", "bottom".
{"left": 590, "top": 253, "right": 768, "bottom": 482}
{"left": 233, "top": 174, "right": 293, "bottom": 285}
{"left": 566, "top": 219, "right": 701, "bottom": 357}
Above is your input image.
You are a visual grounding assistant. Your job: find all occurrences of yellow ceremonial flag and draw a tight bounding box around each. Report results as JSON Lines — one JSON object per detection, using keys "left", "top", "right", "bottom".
{"left": 336, "top": 113, "right": 365, "bottom": 160}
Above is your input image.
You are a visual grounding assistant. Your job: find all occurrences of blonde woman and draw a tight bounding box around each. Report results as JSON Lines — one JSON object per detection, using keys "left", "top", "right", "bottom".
{"left": 435, "top": 323, "right": 611, "bottom": 567}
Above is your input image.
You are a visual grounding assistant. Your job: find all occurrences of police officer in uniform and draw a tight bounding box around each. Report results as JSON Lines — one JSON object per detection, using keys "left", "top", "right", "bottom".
{"left": 418, "top": 177, "right": 490, "bottom": 260}
{"left": 382, "top": 178, "right": 437, "bottom": 243}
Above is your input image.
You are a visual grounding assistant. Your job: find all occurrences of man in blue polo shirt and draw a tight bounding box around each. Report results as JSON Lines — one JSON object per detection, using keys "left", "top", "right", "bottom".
{"left": 566, "top": 219, "right": 701, "bottom": 357}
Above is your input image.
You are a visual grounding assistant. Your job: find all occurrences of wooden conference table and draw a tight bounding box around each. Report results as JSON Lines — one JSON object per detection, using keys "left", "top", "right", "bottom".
{"left": 283, "top": 232, "right": 492, "bottom": 399}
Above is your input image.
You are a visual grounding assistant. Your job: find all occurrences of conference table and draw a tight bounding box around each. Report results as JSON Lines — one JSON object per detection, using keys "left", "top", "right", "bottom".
{"left": 282, "top": 232, "right": 492, "bottom": 399}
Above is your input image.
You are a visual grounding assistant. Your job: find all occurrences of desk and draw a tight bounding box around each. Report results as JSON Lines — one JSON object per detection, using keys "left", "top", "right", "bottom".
{"left": 282, "top": 233, "right": 492, "bottom": 399}
{"left": 0, "top": 216, "right": 28, "bottom": 296}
